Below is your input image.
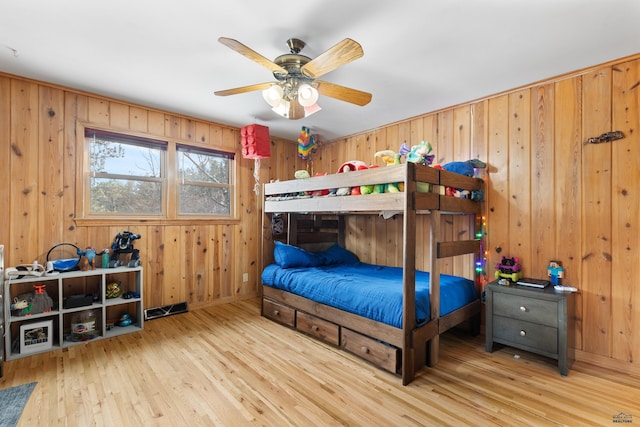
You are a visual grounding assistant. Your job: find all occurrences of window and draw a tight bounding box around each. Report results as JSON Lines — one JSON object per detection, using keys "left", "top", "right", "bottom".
{"left": 83, "top": 128, "right": 235, "bottom": 220}
{"left": 177, "top": 145, "right": 233, "bottom": 216}
{"left": 87, "top": 129, "right": 165, "bottom": 215}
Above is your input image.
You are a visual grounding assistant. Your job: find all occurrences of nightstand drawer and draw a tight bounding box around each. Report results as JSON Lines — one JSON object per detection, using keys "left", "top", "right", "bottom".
{"left": 493, "top": 292, "right": 558, "bottom": 327}
{"left": 296, "top": 311, "right": 340, "bottom": 346}
{"left": 493, "top": 315, "right": 558, "bottom": 355}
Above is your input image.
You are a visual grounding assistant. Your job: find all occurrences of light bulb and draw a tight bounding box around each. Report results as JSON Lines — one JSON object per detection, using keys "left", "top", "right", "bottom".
{"left": 297, "top": 84, "right": 319, "bottom": 107}
{"left": 262, "top": 85, "right": 283, "bottom": 107}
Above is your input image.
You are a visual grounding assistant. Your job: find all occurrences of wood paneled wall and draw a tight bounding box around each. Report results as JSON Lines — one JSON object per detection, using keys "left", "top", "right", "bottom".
{"left": 304, "top": 54, "right": 640, "bottom": 369}
{"left": 0, "top": 73, "right": 303, "bottom": 311}
{"left": 3, "top": 52, "right": 638, "bottom": 370}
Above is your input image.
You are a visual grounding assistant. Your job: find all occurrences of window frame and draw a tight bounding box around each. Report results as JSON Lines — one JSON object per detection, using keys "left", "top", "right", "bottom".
{"left": 176, "top": 144, "right": 235, "bottom": 218}
{"left": 76, "top": 124, "right": 237, "bottom": 225}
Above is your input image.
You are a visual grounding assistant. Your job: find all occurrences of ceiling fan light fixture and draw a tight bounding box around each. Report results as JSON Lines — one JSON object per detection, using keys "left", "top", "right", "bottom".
{"left": 272, "top": 100, "right": 290, "bottom": 118}
{"left": 303, "top": 102, "right": 322, "bottom": 117}
{"left": 297, "top": 83, "right": 319, "bottom": 107}
{"left": 262, "top": 85, "right": 284, "bottom": 107}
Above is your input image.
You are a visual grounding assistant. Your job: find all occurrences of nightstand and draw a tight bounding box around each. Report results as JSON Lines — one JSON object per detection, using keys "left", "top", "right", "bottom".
{"left": 485, "top": 281, "right": 574, "bottom": 375}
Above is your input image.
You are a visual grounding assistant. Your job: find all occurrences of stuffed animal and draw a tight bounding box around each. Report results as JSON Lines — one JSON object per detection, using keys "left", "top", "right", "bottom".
{"left": 439, "top": 159, "right": 486, "bottom": 201}
{"left": 442, "top": 158, "right": 486, "bottom": 177}
{"left": 293, "top": 169, "right": 312, "bottom": 197}
{"left": 399, "top": 141, "right": 435, "bottom": 192}
{"left": 336, "top": 161, "right": 369, "bottom": 196}
{"left": 399, "top": 141, "right": 435, "bottom": 166}
{"left": 360, "top": 165, "right": 381, "bottom": 195}
{"left": 373, "top": 150, "right": 401, "bottom": 193}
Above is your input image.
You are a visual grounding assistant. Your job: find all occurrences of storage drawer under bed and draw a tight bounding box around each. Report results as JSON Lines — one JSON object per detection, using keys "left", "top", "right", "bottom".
{"left": 262, "top": 298, "right": 295, "bottom": 327}
{"left": 340, "top": 328, "right": 400, "bottom": 374}
{"left": 296, "top": 311, "right": 340, "bottom": 346}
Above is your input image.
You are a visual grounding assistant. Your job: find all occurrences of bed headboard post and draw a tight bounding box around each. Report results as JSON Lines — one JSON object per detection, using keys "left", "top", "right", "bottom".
{"left": 337, "top": 215, "right": 346, "bottom": 248}
{"left": 287, "top": 213, "right": 298, "bottom": 246}
{"left": 428, "top": 209, "right": 442, "bottom": 366}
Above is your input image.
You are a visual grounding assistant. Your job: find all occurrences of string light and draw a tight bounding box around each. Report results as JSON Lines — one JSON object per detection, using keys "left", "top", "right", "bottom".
{"left": 475, "top": 215, "right": 488, "bottom": 290}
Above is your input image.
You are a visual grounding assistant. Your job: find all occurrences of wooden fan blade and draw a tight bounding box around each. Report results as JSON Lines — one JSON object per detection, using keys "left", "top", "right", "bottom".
{"left": 315, "top": 80, "right": 372, "bottom": 106}
{"left": 301, "top": 38, "right": 364, "bottom": 79}
{"left": 214, "top": 82, "right": 274, "bottom": 96}
{"left": 218, "top": 37, "right": 288, "bottom": 76}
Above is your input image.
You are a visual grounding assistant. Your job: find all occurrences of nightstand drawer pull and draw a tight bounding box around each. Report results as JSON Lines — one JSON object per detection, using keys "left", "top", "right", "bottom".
{"left": 520, "top": 330, "right": 526, "bottom": 336}
{"left": 274, "top": 310, "right": 280, "bottom": 316}
{"left": 520, "top": 306, "right": 527, "bottom": 312}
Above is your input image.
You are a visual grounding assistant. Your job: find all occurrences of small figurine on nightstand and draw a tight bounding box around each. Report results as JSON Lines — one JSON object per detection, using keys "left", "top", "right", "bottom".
{"left": 548, "top": 260, "right": 564, "bottom": 285}
{"left": 495, "top": 256, "right": 522, "bottom": 282}
{"left": 77, "top": 246, "right": 97, "bottom": 270}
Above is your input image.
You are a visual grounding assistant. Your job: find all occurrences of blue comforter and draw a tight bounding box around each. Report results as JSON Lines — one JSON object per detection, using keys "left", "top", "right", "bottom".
{"left": 262, "top": 262, "right": 477, "bottom": 328}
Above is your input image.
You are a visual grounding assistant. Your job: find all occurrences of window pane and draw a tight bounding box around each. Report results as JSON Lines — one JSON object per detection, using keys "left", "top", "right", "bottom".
{"left": 90, "top": 178, "right": 162, "bottom": 214}
{"left": 90, "top": 138, "right": 161, "bottom": 178}
{"left": 178, "top": 150, "right": 229, "bottom": 184}
{"left": 179, "top": 185, "right": 230, "bottom": 215}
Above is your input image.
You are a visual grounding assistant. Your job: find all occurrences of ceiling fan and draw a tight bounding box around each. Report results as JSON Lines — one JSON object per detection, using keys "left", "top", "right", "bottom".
{"left": 214, "top": 37, "right": 372, "bottom": 120}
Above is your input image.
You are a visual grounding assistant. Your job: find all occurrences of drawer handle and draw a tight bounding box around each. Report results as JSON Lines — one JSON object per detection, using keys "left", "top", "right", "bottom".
{"left": 519, "top": 306, "right": 527, "bottom": 312}
{"left": 361, "top": 346, "right": 370, "bottom": 354}
{"left": 274, "top": 310, "right": 280, "bottom": 316}
{"left": 311, "top": 325, "right": 319, "bottom": 332}
{"left": 520, "top": 330, "right": 526, "bottom": 337}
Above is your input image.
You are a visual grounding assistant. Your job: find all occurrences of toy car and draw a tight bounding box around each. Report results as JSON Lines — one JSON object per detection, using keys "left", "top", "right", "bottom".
{"left": 495, "top": 256, "right": 522, "bottom": 282}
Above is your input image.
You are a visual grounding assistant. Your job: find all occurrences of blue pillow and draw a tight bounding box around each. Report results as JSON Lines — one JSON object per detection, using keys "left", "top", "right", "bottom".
{"left": 318, "top": 243, "right": 359, "bottom": 265}
{"left": 273, "top": 241, "right": 359, "bottom": 268}
{"left": 273, "top": 241, "right": 321, "bottom": 268}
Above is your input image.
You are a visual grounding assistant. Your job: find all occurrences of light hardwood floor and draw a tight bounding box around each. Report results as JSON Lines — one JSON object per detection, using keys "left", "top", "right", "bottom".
{"left": 2, "top": 298, "right": 639, "bottom": 426}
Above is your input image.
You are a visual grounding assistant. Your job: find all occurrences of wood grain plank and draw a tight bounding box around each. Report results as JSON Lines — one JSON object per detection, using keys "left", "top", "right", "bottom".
{"left": 10, "top": 79, "right": 39, "bottom": 264}
{"left": 129, "top": 106, "right": 148, "bottom": 132}
{"left": 531, "top": 84, "right": 556, "bottom": 275}
{"left": 109, "top": 101, "right": 129, "bottom": 129}
{"left": 611, "top": 58, "right": 640, "bottom": 362}
{"left": 87, "top": 97, "right": 110, "bottom": 125}
{"left": 67, "top": 93, "right": 88, "bottom": 249}
{"left": 0, "top": 76, "right": 11, "bottom": 247}
{"left": 38, "top": 86, "right": 65, "bottom": 256}
{"left": 4, "top": 279, "right": 640, "bottom": 426}
{"left": 181, "top": 118, "right": 196, "bottom": 142}
{"left": 147, "top": 110, "right": 165, "bottom": 135}
{"left": 453, "top": 105, "right": 473, "bottom": 278}
{"left": 437, "top": 110, "right": 454, "bottom": 275}
{"left": 507, "top": 90, "right": 532, "bottom": 274}
{"left": 554, "top": 77, "right": 583, "bottom": 350}
{"left": 581, "top": 66, "right": 613, "bottom": 357}
{"left": 487, "top": 95, "right": 510, "bottom": 275}
{"left": 410, "top": 116, "right": 424, "bottom": 144}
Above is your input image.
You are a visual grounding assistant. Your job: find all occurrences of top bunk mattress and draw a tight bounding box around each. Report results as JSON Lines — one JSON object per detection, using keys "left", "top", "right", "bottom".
{"left": 262, "top": 262, "right": 477, "bottom": 329}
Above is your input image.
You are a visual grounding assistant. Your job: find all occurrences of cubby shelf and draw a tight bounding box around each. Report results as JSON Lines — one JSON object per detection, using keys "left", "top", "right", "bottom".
{"left": 3, "top": 266, "right": 143, "bottom": 360}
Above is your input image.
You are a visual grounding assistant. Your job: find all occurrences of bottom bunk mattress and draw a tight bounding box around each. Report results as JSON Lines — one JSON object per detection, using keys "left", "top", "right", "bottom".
{"left": 261, "top": 262, "right": 477, "bottom": 329}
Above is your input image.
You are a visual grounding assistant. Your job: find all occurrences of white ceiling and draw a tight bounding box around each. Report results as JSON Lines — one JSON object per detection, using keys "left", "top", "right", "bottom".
{"left": 1, "top": 1, "right": 639, "bottom": 142}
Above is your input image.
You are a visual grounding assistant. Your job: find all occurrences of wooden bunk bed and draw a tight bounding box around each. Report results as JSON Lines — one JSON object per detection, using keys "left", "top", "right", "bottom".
{"left": 261, "top": 162, "right": 484, "bottom": 385}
